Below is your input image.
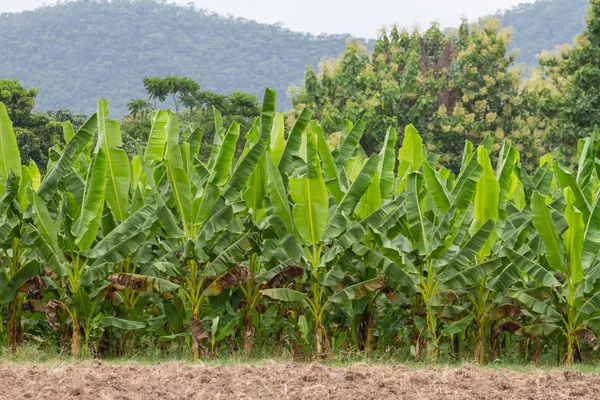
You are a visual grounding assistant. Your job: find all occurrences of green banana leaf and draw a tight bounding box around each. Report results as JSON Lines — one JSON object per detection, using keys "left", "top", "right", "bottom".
{"left": 504, "top": 249, "right": 560, "bottom": 287}
{"left": 423, "top": 160, "right": 451, "bottom": 213}
{"left": 266, "top": 153, "right": 295, "bottom": 235}
{"left": 38, "top": 113, "right": 98, "bottom": 201}
{"left": 397, "top": 124, "right": 423, "bottom": 179}
{"left": 564, "top": 188, "right": 584, "bottom": 283}
{"left": 144, "top": 110, "right": 168, "bottom": 164}
{"left": 0, "top": 260, "right": 40, "bottom": 305}
{"left": 442, "top": 314, "right": 474, "bottom": 337}
{"left": 0, "top": 102, "right": 21, "bottom": 182}
{"left": 89, "top": 199, "right": 158, "bottom": 264}
{"left": 378, "top": 126, "right": 397, "bottom": 199}
{"left": 405, "top": 171, "right": 428, "bottom": 254}
{"left": 324, "top": 154, "right": 379, "bottom": 240}
{"left": 531, "top": 191, "right": 565, "bottom": 273}
{"left": 335, "top": 119, "right": 365, "bottom": 168}
{"left": 73, "top": 148, "right": 108, "bottom": 249}
{"left": 100, "top": 316, "right": 146, "bottom": 330}
{"left": 279, "top": 106, "right": 312, "bottom": 175}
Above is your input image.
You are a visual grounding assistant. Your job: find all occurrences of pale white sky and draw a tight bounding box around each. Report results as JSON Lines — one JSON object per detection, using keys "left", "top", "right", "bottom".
{"left": 0, "top": 0, "right": 536, "bottom": 37}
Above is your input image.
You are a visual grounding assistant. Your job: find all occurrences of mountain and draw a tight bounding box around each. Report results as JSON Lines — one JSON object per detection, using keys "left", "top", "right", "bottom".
{"left": 0, "top": 0, "right": 358, "bottom": 115}
{"left": 496, "top": 0, "right": 590, "bottom": 69}
{"left": 0, "top": 0, "right": 592, "bottom": 116}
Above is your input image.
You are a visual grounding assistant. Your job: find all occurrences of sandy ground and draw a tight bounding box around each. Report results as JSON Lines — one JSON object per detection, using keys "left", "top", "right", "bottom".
{"left": 1, "top": 360, "right": 599, "bottom": 399}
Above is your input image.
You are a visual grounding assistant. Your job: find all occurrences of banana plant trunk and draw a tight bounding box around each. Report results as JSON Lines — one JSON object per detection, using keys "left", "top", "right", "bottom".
{"left": 532, "top": 337, "right": 541, "bottom": 363}
{"left": 6, "top": 295, "right": 24, "bottom": 351}
{"left": 315, "top": 323, "right": 324, "bottom": 356}
{"left": 475, "top": 320, "right": 486, "bottom": 364}
{"left": 244, "top": 307, "right": 254, "bottom": 356}
{"left": 71, "top": 316, "right": 80, "bottom": 358}
{"left": 365, "top": 300, "right": 375, "bottom": 358}
{"left": 490, "top": 324, "right": 499, "bottom": 362}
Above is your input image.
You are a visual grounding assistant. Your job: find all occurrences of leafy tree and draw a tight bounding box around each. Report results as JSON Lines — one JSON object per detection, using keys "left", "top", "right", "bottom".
{"left": 126, "top": 99, "right": 154, "bottom": 117}
{"left": 0, "top": 79, "right": 39, "bottom": 127}
{"left": 295, "top": 20, "right": 539, "bottom": 172}
{"left": 143, "top": 76, "right": 200, "bottom": 113}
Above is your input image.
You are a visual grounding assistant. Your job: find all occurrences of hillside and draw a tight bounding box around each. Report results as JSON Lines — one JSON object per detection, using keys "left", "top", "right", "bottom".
{"left": 0, "top": 0, "right": 592, "bottom": 116}
{"left": 0, "top": 0, "right": 356, "bottom": 115}
{"left": 497, "top": 0, "right": 589, "bottom": 68}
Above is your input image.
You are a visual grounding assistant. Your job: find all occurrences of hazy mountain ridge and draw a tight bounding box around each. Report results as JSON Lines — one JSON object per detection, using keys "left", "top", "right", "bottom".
{"left": 496, "top": 0, "right": 589, "bottom": 68}
{"left": 0, "top": 0, "right": 358, "bottom": 115}
{"left": 0, "top": 0, "right": 591, "bottom": 116}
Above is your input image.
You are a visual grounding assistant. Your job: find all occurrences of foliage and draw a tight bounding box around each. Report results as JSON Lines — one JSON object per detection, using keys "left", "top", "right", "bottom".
{"left": 0, "top": 79, "right": 87, "bottom": 170}
{"left": 294, "top": 20, "right": 541, "bottom": 172}
{"left": 2, "top": 87, "right": 600, "bottom": 367}
{"left": 120, "top": 77, "right": 261, "bottom": 160}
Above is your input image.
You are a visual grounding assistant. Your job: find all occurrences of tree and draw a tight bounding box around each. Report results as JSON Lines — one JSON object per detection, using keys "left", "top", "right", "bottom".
{"left": 143, "top": 76, "right": 201, "bottom": 113}
{"left": 0, "top": 79, "right": 39, "bottom": 127}
{"left": 294, "top": 20, "right": 539, "bottom": 172}
{"left": 126, "top": 99, "right": 154, "bottom": 117}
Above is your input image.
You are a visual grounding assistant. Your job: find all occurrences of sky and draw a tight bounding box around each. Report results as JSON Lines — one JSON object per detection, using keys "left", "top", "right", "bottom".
{"left": 1, "top": 0, "right": 536, "bottom": 38}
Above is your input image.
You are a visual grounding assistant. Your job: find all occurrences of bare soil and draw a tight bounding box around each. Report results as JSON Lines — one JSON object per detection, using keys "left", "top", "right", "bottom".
{"left": 1, "top": 360, "right": 599, "bottom": 399}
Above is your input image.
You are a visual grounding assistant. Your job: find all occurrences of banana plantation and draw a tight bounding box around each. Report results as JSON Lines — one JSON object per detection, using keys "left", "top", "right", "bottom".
{"left": 2, "top": 88, "right": 600, "bottom": 366}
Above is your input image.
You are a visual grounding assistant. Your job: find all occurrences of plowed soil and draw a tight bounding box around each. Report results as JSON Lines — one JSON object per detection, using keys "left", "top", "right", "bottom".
{"left": 1, "top": 360, "right": 599, "bottom": 399}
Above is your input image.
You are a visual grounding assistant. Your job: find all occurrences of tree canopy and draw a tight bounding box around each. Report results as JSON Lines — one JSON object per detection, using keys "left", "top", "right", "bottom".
{"left": 294, "top": 21, "right": 540, "bottom": 172}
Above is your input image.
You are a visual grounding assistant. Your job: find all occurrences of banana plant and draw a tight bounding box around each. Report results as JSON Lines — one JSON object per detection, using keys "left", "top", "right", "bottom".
{"left": 228, "top": 108, "right": 311, "bottom": 354}
{"left": 382, "top": 127, "right": 497, "bottom": 361}
{"left": 139, "top": 89, "right": 275, "bottom": 358}
{"left": 23, "top": 100, "right": 163, "bottom": 357}
{"left": 317, "top": 126, "right": 405, "bottom": 356}
{"left": 0, "top": 102, "right": 64, "bottom": 351}
{"left": 261, "top": 118, "right": 380, "bottom": 355}
{"left": 506, "top": 174, "right": 600, "bottom": 364}
{"left": 435, "top": 143, "right": 521, "bottom": 363}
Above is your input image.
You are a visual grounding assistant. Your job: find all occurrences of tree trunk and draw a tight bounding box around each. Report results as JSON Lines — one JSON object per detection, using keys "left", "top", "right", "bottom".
{"left": 7, "top": 297, "right": 23, "bottom": 352}
{"left": 489, "top": 324, "right": 499, "bottom": 362}
{"left": 453, "top": 334, "right": 460, "bottom": 360}
{"left": 365, "top": 303, "right": 374, "bottom": 358}
{"left": 71, "top": 318, "right": 80, "bottom": 359}
{"left": 244, "top": 307, "right": 255, "bottom": 356}
{"left": 315, "top": 323, "right": 323, "bottom": 356}
{"left": 519, "top": 339, "right": 527, "bottom": 360}
{"left": 475, "top": 321, "right": 486, "bottom": 364}
{"left": 414, "top": 329, "right": 422, "bottom": 362}
{"left": 532, "top": 337, "right": 541, "bottom": 364}
{"left": 566, "top": 333, "right": 575, "bottom": 365}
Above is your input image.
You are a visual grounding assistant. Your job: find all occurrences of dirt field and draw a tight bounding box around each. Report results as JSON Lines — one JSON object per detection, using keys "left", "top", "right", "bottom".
{"left": 1, "top": 360, "right": 599, "bottom": 399}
